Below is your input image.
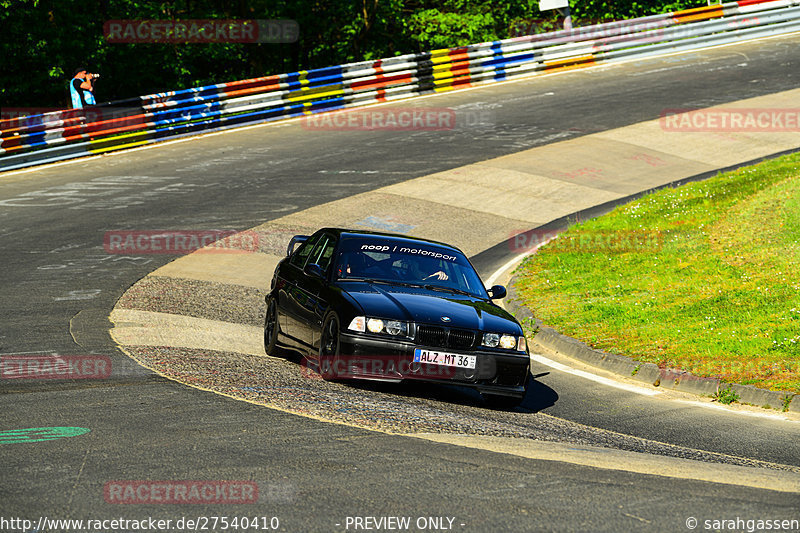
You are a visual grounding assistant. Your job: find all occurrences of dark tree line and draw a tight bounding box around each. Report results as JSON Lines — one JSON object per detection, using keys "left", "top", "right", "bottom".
{"left": 1, "top": 0, "right": 700, "bottom": 108}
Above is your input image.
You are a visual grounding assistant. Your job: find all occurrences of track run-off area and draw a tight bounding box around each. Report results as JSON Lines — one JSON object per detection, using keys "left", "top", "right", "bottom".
{"left": 2, "top": 34, "right": 800, "bottom": 532}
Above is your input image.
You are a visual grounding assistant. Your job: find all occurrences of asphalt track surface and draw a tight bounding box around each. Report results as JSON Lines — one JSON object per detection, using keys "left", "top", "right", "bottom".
{"left": 2, "top": 36, "right": 800, "bottom": 531}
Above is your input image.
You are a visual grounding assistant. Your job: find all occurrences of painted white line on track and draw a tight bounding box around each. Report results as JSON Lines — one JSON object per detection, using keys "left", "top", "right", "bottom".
{"left": 533, "top": 353, "right": 798, "bottom": 421}
{"left": 531, "top": 353, "right": 662, "bottom": 396}
{"left": 484, "top": 253, "right": 527, "bottom": 288}
{"left": 484, "top": 237, "right": 553, "bottom": 288}
{"left": 675, "top": 400, "right": 797, "bottom": 422}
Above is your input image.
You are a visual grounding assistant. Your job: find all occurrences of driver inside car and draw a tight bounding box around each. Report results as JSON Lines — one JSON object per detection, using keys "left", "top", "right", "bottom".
{"left": 337, "top": 253, "right": 363, "bottom": 279}
{"left": 410, "top": 256, "right": 449, "bottom": 282}
{"left": 339, "top": 253, "right": 448, "bottom": 282}
{"left": 338, "top": 252, "right": 393, "bottom": 279}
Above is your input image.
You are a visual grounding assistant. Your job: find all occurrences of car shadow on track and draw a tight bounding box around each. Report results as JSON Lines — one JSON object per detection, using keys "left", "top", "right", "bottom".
{"left": 296, "top": 353, "right": 560, "bottom": 413}
{"left": 518, "top": 372, "right": 559, "bottom": 413}
{"left": 351, "top": 375, "right": 558, "bottom": 413}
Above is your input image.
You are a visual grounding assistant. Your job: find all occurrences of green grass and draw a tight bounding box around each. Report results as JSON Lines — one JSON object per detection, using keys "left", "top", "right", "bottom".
{"left": 712, "top": 386, "right": 740, "bottom": 405}
{"left": 515, "top": 152, "right": 800, "bottom": 393}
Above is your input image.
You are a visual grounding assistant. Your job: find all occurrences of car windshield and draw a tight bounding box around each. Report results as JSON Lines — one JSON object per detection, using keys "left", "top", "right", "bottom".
{"left": 334, "top": 237, "right": 488, "bottom": 298}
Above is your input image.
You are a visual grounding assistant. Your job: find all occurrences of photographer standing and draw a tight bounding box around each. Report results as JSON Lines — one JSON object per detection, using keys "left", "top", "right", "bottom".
{"left": 69, "top": 67, "right": 99, "bottom": 108}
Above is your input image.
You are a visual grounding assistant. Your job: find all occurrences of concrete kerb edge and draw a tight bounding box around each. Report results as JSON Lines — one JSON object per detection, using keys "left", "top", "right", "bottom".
{"left": 506, "top": 268, "right": 798, "bottom": 413}
{"left": 789, "top": 395, "right": 800, "bottom": 413}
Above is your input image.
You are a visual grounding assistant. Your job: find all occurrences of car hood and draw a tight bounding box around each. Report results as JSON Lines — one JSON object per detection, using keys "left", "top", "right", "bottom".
{"left": 338, "top": 282, "right": 521, "bottom": 333}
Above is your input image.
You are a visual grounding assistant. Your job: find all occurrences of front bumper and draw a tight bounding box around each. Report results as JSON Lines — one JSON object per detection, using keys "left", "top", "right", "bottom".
{"left": 335, "top": 332, "right": 530, "bottom": 396}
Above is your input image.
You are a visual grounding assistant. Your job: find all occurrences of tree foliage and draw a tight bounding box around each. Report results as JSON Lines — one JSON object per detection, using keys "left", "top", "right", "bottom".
{"left": 0, "top": 0, "right": 704, "bottom": 108}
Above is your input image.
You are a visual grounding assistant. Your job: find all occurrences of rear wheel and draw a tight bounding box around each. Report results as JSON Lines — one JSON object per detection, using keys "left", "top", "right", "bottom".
{"left": 319, "top": 314, "right": 340, "bottom": 380}
{"left": 264, "top": 297, "right": 283, "bottom": 357}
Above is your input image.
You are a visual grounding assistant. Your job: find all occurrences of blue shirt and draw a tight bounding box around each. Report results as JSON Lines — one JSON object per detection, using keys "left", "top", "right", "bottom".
{"left": 70, "top": 77, "right": 96, "bottom": 108}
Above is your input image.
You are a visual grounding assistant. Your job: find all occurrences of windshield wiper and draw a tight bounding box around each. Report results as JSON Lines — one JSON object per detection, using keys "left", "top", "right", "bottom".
{"left": 340, "top": 278, "right": 425, "bottom": 288}
{"left": 423, "top": 284, "right": 474, "bottom": 296}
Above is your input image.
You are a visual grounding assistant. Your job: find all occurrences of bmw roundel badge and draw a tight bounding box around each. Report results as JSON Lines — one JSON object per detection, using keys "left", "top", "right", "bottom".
{"left": 441, "top": 316, "right": 451, "bottom": 323}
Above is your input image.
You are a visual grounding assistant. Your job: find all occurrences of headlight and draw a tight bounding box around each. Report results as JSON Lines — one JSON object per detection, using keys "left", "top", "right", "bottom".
{"left": 385, "top": 320, "right": 406, "bottom": 336}
{"left": 499, "top": 335, "right": 517, "bottom": 350}
{"left": 351, "top": 316, "right": 408, "bottom": 336}
{"left": 482, "top": 333, "right": 524, "bottom": 351}
{"left": 482, "top": 333, "right": 500, "bottom": 348}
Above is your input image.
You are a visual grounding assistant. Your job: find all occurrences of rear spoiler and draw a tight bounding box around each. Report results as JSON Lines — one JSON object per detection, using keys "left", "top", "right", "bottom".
{"left": 287, "top": 235, "right": 309, "bottom": 256}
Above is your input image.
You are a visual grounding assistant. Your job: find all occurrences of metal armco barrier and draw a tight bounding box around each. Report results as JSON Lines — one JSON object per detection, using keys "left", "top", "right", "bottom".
{"left": 2, "top": 0, "right": 799, "bottom": 172}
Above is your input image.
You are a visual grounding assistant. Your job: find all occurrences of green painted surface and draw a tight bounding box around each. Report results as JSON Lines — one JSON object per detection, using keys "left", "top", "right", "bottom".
{"left": 0, "top": 427, "right": 90, "bottom": 444}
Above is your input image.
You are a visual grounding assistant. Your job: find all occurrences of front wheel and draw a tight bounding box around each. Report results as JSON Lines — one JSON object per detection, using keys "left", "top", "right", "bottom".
{"left": 318, "top": 313, "right": 341, "bottom": 380}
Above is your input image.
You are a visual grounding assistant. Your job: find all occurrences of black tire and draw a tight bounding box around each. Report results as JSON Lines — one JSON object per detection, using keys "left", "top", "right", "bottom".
{"left": 318, "top": 313, "right": 340, "bottom": 380}
{"left": 263, "top": 297, "right": 283, "bottom": 357}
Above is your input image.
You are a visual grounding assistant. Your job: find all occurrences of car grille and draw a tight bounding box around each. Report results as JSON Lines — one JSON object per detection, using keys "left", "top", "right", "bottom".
{"left": 416, "top": 325, "right": 476, "bottom": 350}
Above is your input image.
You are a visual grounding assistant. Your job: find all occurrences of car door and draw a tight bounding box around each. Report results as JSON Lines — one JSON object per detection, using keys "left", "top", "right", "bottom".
{"left": 278, "top": 233, "right": 320, "bottom": 350}
{"left": 295, "top": 233, "right": 337, "bottom": 350}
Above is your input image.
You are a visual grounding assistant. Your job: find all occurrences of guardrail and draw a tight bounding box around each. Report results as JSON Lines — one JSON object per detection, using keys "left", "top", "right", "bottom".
{"left": 2, "top": 0, "right": 799, "bottom": 172}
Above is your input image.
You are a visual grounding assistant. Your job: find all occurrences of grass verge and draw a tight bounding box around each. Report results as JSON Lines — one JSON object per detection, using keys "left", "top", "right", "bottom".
{"left": 514, "top": 152, "right": 800, "bottom": 393}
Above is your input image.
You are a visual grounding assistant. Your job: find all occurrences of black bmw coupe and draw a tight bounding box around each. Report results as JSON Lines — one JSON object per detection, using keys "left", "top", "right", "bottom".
{"left": 264, "top": 228, "right": 530, "bottom": 406}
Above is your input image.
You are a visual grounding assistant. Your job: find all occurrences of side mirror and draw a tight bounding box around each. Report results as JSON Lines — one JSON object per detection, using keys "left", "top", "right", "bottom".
{"left": 488, "top": 285, "right": 507, "bottom": 300}
{"left": 287, "top": 235, "right": 309, "bottom": 256}
{"left": 304, "top": 263, "right": 325, "bottom": 279}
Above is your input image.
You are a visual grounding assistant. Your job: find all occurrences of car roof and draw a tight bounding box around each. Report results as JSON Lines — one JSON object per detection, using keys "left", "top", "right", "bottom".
{"left": 318, "top": 227, "right": 461, "bottom": 252}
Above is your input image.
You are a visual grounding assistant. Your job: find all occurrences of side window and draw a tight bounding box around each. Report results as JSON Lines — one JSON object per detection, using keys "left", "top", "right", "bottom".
{"left": 289, "top": 234, "right": 320, "bottom": 268}
{"left": 316, "top": 237, "right": 337, "bottom": 271}
{"left": 307, "top": 235, "right": 337, "bottom": 272}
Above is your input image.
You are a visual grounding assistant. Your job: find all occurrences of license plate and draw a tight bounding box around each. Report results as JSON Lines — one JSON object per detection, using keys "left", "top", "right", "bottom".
{"left": 413, "top": 348, "right": 476, "bottom": 370}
